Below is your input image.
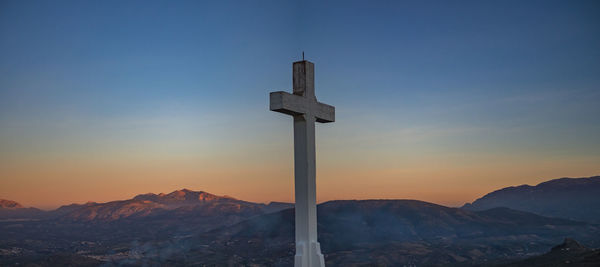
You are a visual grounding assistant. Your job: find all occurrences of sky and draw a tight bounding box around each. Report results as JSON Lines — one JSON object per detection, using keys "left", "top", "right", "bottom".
{"left": 1, "top": 0, "right": 599, "bottom": 209}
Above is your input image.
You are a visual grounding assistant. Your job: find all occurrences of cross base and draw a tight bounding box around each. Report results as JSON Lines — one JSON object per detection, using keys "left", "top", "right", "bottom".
{"left": 294, "top": 241, "right": 325, "bottom": 267}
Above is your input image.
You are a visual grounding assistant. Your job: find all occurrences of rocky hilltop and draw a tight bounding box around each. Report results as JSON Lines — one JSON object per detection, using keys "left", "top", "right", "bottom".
{"left": 50, "top": 189, "right": 291, "bottom": 222}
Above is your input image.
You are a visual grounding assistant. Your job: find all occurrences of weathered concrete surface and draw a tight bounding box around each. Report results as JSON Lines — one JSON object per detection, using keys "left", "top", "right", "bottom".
{"left": 269, "top": 60, "right": 334, "bottom": 267}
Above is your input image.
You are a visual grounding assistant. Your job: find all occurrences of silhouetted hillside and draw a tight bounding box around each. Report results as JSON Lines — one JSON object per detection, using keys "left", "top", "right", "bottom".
{"left": 463, "top": 176, "right": 600, "bottom": 223}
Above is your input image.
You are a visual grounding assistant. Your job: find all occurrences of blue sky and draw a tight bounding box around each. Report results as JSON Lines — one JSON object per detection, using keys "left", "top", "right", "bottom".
{"left": 1, "top": 0, "right": 599, "bottom": 208}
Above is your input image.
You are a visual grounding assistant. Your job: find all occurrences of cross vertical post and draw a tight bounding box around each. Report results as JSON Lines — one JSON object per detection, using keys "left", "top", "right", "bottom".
{"left": 269, "top": 60, "right": 334, "bottom": 267}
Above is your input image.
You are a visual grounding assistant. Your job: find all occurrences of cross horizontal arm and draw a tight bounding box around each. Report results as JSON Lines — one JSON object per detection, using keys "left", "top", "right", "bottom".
{"left": 270, "top": 91, "right": 335, "bottom": 123}
{"left": 270, "top": 91, "right": 306, "bottom": 116}
{"left": 314, "top": 102, "right": 334, "bottom": 123}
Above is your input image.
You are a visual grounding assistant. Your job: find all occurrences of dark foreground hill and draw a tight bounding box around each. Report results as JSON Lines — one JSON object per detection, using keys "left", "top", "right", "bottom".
{"left": 504, "top": 238, "right": 600, "bottom": 267}
{"left": 463, "top": 176, "right": 600, "bottom": 223}
{"left": 170, "top": 200, "right": 598, "bottom": 266}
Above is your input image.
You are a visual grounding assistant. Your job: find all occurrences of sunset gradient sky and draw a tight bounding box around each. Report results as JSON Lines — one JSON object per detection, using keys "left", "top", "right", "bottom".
{"left": 1, "top": 0, "right": 599, "bottom": 209}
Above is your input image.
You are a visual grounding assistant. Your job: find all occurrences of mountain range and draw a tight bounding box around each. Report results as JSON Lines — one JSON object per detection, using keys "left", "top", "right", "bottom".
{"left": 1, "top": 189, "right": 292, "bottom": 223}
{"left": 1, "top": 175, "right": 599, "bottom": 266}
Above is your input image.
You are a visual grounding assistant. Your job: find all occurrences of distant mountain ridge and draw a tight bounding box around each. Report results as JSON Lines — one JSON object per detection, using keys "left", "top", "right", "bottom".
{"left": 0, "top": 199, "right": 43, "bottom": 219}
{"left": 463, "top": 176, "right": 600, "bottom": 223}
{"left": 50, "top": 189, "right": 292, "bottom": 222}
{"left": 132, "top": 189, "right": 235, "bottom": 204}
{"left": 1, "top": 189, "right": 293, "bottom": 223}
{"left": 0, "top": 199, "right": 23, "bottom": 209}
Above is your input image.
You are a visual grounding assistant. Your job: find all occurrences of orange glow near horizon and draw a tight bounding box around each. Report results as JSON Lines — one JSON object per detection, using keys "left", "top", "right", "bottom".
{"left": 2, "top": 148, "right": 598, "bottom": 210}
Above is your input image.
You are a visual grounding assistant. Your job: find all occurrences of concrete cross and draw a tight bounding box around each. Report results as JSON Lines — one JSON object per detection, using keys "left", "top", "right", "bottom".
{"left": 270, "top": 60, "right": 334, "bottom": 267}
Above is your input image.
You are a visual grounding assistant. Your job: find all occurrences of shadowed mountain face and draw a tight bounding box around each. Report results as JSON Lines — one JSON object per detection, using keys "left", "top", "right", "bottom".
{"left": 463, "top": 176, "right": 600, "bottom": 223}
{"left": 177, "top": 200, "right": 599, "bottom": 266}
